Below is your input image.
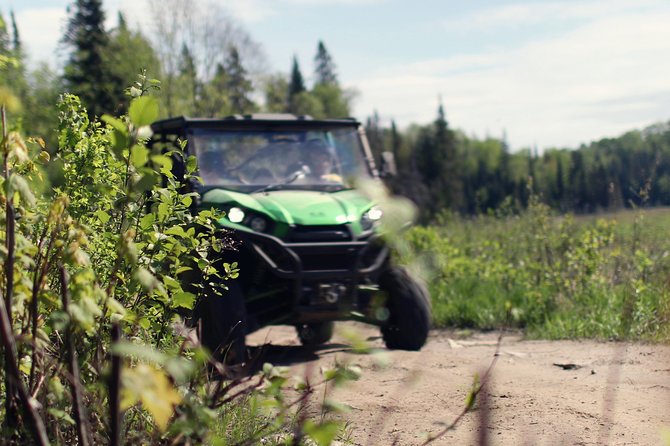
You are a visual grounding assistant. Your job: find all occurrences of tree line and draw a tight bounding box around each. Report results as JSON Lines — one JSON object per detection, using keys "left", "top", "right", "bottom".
{"left": 369, "top": 106, "right": 670, "bottom": 221}
{"left": 1, "top": 0, "right": 669, "bottom": 220}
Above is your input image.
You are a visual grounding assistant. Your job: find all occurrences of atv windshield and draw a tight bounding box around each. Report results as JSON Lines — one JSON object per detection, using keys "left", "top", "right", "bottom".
{"left": 189, "top": 126, "right": 373, "bottom": 192}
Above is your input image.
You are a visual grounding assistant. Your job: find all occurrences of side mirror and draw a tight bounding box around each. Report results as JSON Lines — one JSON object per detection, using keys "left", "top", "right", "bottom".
{"left": 380, "top": 151, "right": 397, "bottom": 177}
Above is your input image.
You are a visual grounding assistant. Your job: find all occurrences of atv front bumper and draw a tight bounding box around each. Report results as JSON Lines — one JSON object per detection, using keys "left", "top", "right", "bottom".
{"left": 234, "top": 228, "right": 389, "bottom": 323}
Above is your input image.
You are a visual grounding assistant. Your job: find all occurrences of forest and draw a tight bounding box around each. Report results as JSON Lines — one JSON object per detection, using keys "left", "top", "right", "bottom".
{"left": 2, "top": 1, "right": 669, "bottom": 221}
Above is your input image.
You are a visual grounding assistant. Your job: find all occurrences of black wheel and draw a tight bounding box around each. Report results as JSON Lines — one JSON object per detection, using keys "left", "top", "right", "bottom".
{"left": 296, "top": 322, "right": 335, "bottom": 347}
{"left": 194, "top": 281, "right": 247, "bottom": 364}
{"left": 379, "top": 267, "right": 431, "bottom": 351}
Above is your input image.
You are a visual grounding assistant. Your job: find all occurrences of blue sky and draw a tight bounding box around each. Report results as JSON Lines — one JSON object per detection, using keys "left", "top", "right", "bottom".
{"left": 3, "top": 0, "right": 670, "bottom": 151}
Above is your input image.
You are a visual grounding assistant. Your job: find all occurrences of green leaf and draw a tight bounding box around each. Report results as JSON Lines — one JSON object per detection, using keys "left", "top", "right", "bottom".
{"left": 303, "top": 420, "right": 340, "bottom": 446}
{"left": 138, "top": 317, "right": 151, "bottom": 330}
{"left": 164, "top": 226, "right": 187, "bottom": 238}
{"left": 151, "top": 154, "right": 172, "bottom": 170}
{"left": 129, "top": 96, "right": 159, "bottom": 127}
{"left": 47, "top": 408, "right": 76, "bottom": 426}
{"left": 172, "top": 291, "right": 195, "bottom": 309}
{"left": 95, "top": 209, "right": 110, "bottom": 224}
{"left": 164, "top": 357, "right": 196, "bottom": 383}
{"left": 157, "top": 202, "right": 170, "bottom": 220}
{"left": 8, "top": 174, "right": 36, "bottom": 207}
{"left": 101, "top": 114, "right": 127, "bottom": 133}
{"left": 102, "top": 115, "right": 130, "bottom": 156}
{"left": 162, "top": 275, "right": 180, "bottom": 289}
{"left": 130, "top": 144, "right": 149, "bottom": 168}
{"left": 140, "top": 213, "right": 155, "bottom": 230}
{"left": 133, "top": 172, "right": 157, "bottom": 193}
{"left": 112, "top": 341, "right": 168, "bottom": 364}
{"left": 186, "top": 155, "right": 198, "bottom": 174}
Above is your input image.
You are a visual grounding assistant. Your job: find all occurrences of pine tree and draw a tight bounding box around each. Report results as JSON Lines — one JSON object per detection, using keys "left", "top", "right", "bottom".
{"left": 414, "top": 100, "right": 463, "bottom": 214}
{"left": 365, "top": 111, "right": 384, "bottom": 166}
{"left": 287, "top": 56, "right": 305, "bottom": 113}
{"left": 390, "top": 120, "right": 401, "bottom": 166}
{"left": 225, "top": 46, "right": 254, "bottom": 114}
{"left": 9, "top": 10, "right": 19, "bottom": 54}
{"left": 63, "top": 0, "right": 118, "bottom": 117}
{"left": 314, "top": 40, "right": 337, "bottom": 85}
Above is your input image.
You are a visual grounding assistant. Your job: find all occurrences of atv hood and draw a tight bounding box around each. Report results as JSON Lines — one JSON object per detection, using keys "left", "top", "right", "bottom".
{"left": 201, "top": 188, "right": 373, "bottom": 226}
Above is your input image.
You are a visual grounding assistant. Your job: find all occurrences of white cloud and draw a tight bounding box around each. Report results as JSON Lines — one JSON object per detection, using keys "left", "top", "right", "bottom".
{"left": 353, "top": 5, "right": 670, "bottom": 150}
{"left": 224, "top": 0, "right": 278, "bottom": 23}
{"left": 442, "top": 0, "right": 666, "bottom": 32}
{"left": 223, "top": 0, "right": 384, "bottom": 23}
{"left": 15, "top": 8, "right": 68, "bottom": 67}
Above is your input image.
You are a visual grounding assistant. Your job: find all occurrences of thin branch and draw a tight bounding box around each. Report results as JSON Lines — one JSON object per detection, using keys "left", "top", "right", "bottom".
{"left": 420, "top": 330, "right": 505, "bottom": 445}
{"left": 110, "top": 322, "right": 122, "bottom": 446}
{"left": 2, "top": 104, "right": 19, "bottom": 429}
{"left": 29, "top": 228, "right": 58, "bottom": 391}
{"left": 0, "top": 288, "right": 50, "bottom": 445}
{"left": 60, "top": 266, "right": 91, "bottom": 446}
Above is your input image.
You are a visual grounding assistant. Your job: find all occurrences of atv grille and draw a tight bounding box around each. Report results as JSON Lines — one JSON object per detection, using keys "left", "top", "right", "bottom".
{"left": 288, "top": 225, "right": 352, "bottom": 242}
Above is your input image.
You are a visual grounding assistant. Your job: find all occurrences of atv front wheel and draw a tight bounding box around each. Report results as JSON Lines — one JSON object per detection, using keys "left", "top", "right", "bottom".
{"left": 194, "top": 281, "right": 247, "bottom": 364}
{"left": 379, "top": 267, "right": 431, "bottom": 351}
{"left": 296, "top": 322, "right": 334, "bottom": 347}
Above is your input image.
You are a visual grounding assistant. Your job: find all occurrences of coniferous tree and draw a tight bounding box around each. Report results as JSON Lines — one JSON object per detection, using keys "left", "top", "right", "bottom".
{"left": 434, "top": 101, "right": 462, "bottom": 210}
{"left": 287, "top": 56, "right": 305, "bottom": 113}
{"left": 365, "top": 111, "right": 384, "bottom": 166}
{"left": 414, "top": 101, "right": 462, "bottom": 216}
{"left": 9, "top": 11, "right": 19, "bottom": 55}
{"left": 225, "top": 46, "right": 255, "bottom": 114}
{"left": 390, "top": 120, "right": 401, "bottom": 165}
{"left": 314, "top": 40, "right": 337, "bottom": 85}
{"left": 62, "top": 0, "right": 118, "bottom": 117}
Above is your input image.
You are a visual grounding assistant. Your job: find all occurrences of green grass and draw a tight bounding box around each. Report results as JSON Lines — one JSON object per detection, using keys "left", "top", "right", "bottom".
{"left": 401, "top": 202, "right": 670, "bottom": 341}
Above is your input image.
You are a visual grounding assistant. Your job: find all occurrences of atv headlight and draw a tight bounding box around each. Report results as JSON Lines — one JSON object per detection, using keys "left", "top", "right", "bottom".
{"left": 361, "top": 206, "right": 383, "bottom": 231}
{"left": 228, "top": 207, "right": 245, "bottom": 223}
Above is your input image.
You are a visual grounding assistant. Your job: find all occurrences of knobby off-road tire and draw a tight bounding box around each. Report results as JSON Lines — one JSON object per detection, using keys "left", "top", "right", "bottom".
{"left": 380, "top": 267, "right": 431, "bottom": 351}
{"left": 296, "top": 322, "right": 335, "bottom": 348}
{"left": 194, "top": 281, "right": 247, "bottom": 364}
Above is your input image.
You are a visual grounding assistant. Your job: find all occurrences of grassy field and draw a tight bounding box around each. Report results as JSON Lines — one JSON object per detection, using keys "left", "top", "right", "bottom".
{"left": 400, "top": 202, "right": 670, "bottom": 341}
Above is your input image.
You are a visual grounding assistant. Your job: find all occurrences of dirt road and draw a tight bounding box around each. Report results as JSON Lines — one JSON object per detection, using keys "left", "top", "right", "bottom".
{"left": 247, "top": 323, "right": 670, "bottom": 445}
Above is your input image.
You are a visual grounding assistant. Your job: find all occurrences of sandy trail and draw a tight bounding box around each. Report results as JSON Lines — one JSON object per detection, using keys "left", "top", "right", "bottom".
{"left": 247, "top": 322, "right": 670, "bottom": 445}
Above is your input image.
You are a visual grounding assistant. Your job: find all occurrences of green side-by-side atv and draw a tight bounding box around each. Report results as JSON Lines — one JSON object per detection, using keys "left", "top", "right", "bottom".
{"left": 150, "top": 114, "right": 431, "bottom": 362}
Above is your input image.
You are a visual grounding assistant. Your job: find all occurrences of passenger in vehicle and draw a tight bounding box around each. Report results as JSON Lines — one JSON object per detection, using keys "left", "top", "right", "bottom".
{"left": 304, "top": 139, "right": 342, "bottom": 182}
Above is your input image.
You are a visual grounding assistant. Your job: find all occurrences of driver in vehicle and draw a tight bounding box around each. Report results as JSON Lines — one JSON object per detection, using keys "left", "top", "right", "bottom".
{"left": 304, "top": 139, "right": 342, "bottom": 183}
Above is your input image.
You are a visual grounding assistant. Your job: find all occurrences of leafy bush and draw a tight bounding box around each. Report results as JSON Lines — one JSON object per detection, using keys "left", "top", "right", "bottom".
{"left": 0, "top": 77, "right": 355, "bottom": 445}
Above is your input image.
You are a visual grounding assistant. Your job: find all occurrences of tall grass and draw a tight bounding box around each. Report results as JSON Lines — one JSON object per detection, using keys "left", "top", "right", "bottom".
{"left": 402, "top": 200, "right": 670, "bottom": 340}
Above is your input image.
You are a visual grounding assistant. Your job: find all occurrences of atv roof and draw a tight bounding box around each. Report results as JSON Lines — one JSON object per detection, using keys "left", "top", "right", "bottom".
{"left": 151, "top": 114, "right": 362, "bottom": 134}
